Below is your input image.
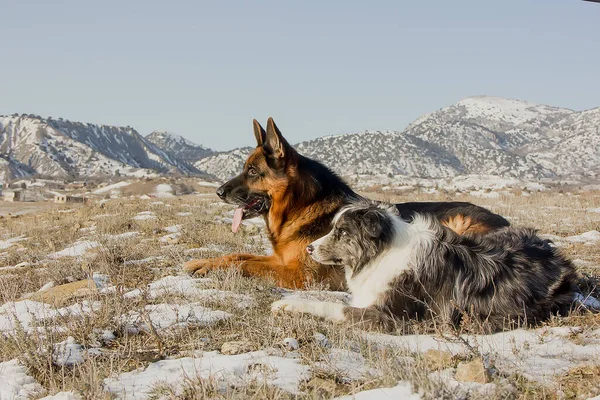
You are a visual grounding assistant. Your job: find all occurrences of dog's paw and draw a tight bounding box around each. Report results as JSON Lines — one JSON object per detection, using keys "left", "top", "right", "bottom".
{"left": 271, "top": 299, "right": 313, "bottom": 314}
{"left": 182, "top": 259, "right": 213, "bottom": 276}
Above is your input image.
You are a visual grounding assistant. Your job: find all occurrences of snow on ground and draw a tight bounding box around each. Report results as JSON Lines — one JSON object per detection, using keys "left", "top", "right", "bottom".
{"left": 47, "top": 240, "right": 99, "bottom": 259}
{"left": 104, "top": 350, "right": 310, "bottom": 398}
{"left": 0, "top": 235, "right": 27, "bottom": 250}
{"left": 122, "top": 303, "right": 231, "bottom": 333}
{"left": 588, "top": 207, "right": 600, "bottom": 213}
{"left": 153, "top": 184, "right": 174, "bottom": 198}
{"left": 133, "top": 211, "right": 156, "bottom": 221}
{"left": 123, "top": 275, "right": 255, "bottom": 308}
{"left": 0, "top": 359, "right": 44, "bottom": 400}
{"left": 53, "top": 337, "right": 85, "bottom": 366}
{"left": 315, "top": 348, "right": 380, "bottom": 382}
{"left": 39, "top": 392, "right": 80, "bottom": 400}
{"left": 0, "top": 300, "right": 101, "bottom": 334}
{"left": 92, "top": 181, "right": 131, "bottom": 195}
{"left": 364, "top": 326, "right": 600, "bottom": 385}
{"left": 176, "top": 211, "right": 193, "bottom": 217}
{"left": 163, "top": 224, "right": 181, "bottom": 233}
{"left": 565, "top": 230, "right": 600, "bottom": 244}
{"left": 333, "top": 382, "right": 420, "bottom": 400}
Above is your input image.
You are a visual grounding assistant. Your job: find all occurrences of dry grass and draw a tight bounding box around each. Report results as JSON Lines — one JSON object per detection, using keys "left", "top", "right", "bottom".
{"left": 0, "top": 189, "right": 599, "bottom": 399}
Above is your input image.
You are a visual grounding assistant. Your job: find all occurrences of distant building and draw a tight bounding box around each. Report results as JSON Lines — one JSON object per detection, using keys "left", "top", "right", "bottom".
{"left": 4, "top": 189, "right": 46, "bottom": 202}
{"left": 3, "top": 190, "right": 17, "bottom": 202}
{"left": 54, "top": 194, "right": 90, "bottom": 204}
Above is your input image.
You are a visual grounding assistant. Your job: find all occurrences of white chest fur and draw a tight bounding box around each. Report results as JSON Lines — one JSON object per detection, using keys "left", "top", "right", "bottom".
{"left": 347, "top": 216, "right": 434, "bottom": 309}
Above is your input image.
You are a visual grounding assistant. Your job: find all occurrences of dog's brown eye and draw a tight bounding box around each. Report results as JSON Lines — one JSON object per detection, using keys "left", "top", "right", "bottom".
{"left": 339, "top": 229, "right": 348, "bottom": 237}
{"left": 248, "top": 167, "right": 258, "bottom": 177}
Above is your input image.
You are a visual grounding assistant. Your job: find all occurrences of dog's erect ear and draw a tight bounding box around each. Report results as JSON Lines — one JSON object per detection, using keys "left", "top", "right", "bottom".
{"left": 253, "top": 119, "right": 266, "bottom": 147}
{"left": 364, "top": 210, "right": 384, "bottom": 238}
{"left": 263, "top": 117, "right": 286, "bottom": 159}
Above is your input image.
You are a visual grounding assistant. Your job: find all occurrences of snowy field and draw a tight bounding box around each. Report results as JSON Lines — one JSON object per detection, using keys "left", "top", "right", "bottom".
{"left": 0, "top": 187, "right": 599, "bottom": 399}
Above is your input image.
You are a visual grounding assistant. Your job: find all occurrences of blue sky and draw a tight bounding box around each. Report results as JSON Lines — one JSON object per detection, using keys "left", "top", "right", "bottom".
{"left": 1, "top": 0, "right": 599, "bottom": 150}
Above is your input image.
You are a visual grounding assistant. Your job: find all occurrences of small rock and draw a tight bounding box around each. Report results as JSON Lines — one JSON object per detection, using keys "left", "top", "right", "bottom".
{"left": 313, "top": 332, "right": 331, "bottom": 348}
{"left": 282, "top": 338, "right": 299, "bottom": 351}
{"left": 455, "top": 358, "right": 491, "bottom": 384}
{"left": 221, "top": 340, "right": 258, "bottom": 355}
{"left": 28, "top": 279, "right": 97, "bottom": 305}
{"left": 424, "top": 349, "right": 454, "bottom": 370}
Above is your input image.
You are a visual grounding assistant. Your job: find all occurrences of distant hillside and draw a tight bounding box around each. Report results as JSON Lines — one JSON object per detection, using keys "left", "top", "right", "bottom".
{"left": 0, "top": 115, "right": 200, "bottom": 178}
{"left": 3, "top": 96, "right": 599, "bottom": 182}
{"left": 146, "top": 130, "right": 216, "bottom": 164}
{"left": 198, "top": 96, "right": 600, "bottom": 181}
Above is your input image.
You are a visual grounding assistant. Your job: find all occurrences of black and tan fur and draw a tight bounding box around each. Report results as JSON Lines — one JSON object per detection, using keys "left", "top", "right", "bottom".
{"left": 183, "top": 118, "right": 510, "bottom": 290}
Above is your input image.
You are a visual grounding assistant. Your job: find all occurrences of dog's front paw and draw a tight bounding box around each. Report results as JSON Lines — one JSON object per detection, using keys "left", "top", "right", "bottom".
{"left": 183, "top": 259, "right": 214, "bottom": 276}
{"left": 271, "top": 299, "right": 313, "bottom": 314}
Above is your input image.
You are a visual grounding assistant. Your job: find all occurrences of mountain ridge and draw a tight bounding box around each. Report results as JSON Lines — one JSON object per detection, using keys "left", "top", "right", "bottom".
{"left": 2, "top": 95, "right": 599, "bottom": 182}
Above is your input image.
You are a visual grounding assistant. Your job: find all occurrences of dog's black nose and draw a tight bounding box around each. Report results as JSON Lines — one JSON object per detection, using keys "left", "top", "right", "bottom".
{"left": 216, "top": 186, "right": 226, "bottom": 199}
{"left": 306, "top": 244, "right": 314, "bottom": 254}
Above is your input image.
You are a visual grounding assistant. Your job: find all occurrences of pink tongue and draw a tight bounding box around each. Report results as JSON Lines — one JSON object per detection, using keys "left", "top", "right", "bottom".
{"left": 232, "top": 207, "right": 244, "bottom": 233}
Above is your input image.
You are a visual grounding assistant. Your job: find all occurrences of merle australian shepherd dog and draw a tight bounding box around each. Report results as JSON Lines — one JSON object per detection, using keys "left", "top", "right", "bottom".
{"left": 272, "top": 202, "right": 577, "bottom": 331}
{"left": 184, "top": 118, "right": 510, "bottom": 290}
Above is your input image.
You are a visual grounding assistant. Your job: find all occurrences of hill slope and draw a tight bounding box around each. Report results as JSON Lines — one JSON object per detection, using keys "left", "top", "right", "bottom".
{"left": 198, "top": 96, "right": 600, "bottom": 181}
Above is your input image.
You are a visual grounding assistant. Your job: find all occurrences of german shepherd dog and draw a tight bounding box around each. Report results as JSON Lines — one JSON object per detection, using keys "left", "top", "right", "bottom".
{"left": 183, "top": 118, "right": 510, "bottom": 290}
{"left": 272, "top": 202, "right": 576, "bottom": 331}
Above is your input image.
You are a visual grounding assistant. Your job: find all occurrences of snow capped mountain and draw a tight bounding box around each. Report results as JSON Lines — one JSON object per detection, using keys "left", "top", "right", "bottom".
{"left": 194, "top": 147, "right": 253, "bottom": 179}
{"left": 199, "top": 96, "right": 600, "bottom": 181}
{"left": 0, "top": 115, "right": 199, "bottom": 178}
{"left": 2, "top": 96, "right": 598, "bottom": 182}
{"left": 146, "top": 130, "right": 216, "bottom": 164}
{"left": 296, "top": 131, "right": 463, "bottom": 178}
{"left": 0, "top": 154, "right": 35, "bottom": 181}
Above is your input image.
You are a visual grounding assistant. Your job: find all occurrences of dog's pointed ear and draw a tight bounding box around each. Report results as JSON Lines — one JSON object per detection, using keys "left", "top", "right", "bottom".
{"left": 263, "top": 117, "right": 286, "bottom": 159}
{"left": 253, "top": 119, "right": 265, "bottom": 147}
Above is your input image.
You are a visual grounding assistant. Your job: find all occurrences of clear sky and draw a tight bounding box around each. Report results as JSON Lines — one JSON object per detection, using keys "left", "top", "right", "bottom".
{"left": 1, "top": 0, "right": 599, "bottom": 150}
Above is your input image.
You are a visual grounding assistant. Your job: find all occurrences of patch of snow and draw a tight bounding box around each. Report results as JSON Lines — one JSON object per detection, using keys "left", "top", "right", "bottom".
{"left": 53, "top": 336, "right": 85, "bottom": 366}
{"left": 364, "top": 326, "right": 600, "bottom": 384}
{"left": 122, "top": 303, "right": 231, "bottom": 333}
{"left": 122, "top": 276, "right": 254, "bottom": 308}
{"left": 0, "top": 235, "right": 27, "bottom": 250}
{"left": 176, "top": 212, "right": 193, "bottom": 217}
{"left": 159, "top": 233, "right": 181, "bottom": 243}
{"left": 92, "top": 181, "right": 131, "bottom": 195}
{"left": 0, "top": 359, "right": 44, "bottom": 400}
{"left": 588, "top": 207, "right": 600, "bottom": 213}
{"left": 39, "top": 392, "right": 80, "bottom": 400}
{"left": 104, "top": 350, "right": 310, "bottom": 398}
{"left": 565, "top": 230, "right": 600, "bottom": 244}
{"left": 48, "top": 240, "right": 99, "bottom": 259}
{"left": 92, "top": 272, "right": 111, "bottom": 289}
{"left": 153, "top": 184, "right": 174, "bottom": 198}
{"left": 133, "top": 211, "right": 156, "bottom": 221}
{"left": 163, "top": 224, "right": 181, "bottom": 233}
{"left": 333, "top": 382, "right": 420, "bottom": 400}
{"left": 0, "top": 300, "right": 101, "bottom": 334}
{"left": 316, "top": 348, "right": 379, "bottom": 382}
